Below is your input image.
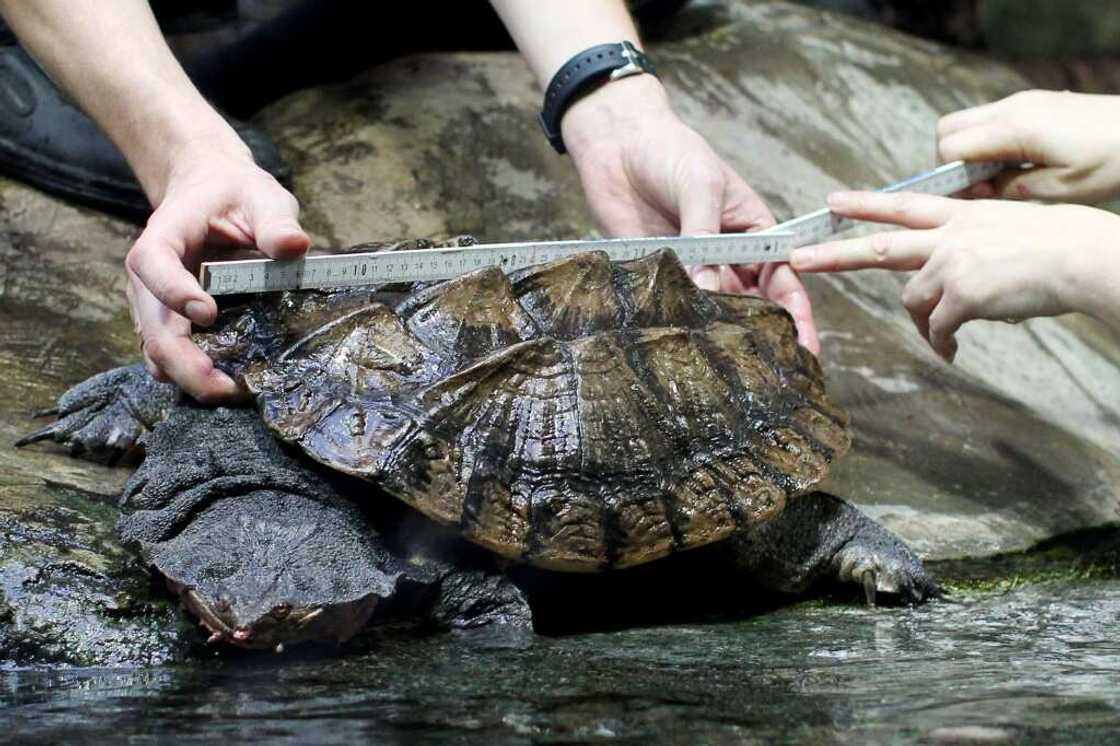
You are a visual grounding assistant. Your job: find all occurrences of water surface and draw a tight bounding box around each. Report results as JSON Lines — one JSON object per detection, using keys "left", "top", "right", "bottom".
{"left": 5, "top": 580, "right": 1120, "bottom": 744}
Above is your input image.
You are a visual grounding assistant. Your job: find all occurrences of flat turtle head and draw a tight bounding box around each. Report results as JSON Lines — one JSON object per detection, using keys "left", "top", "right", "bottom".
{"left": 168, "top": 555, "right": 380, "bottom": 651}
{"left": 118, "top": 407, "right": 404, "bottom": 651}
{"left": 205, "top": 248, "right": 850, "bottom": 572}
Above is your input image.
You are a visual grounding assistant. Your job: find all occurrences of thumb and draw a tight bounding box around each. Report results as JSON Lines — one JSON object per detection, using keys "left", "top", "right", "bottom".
{"left": 677, "top": 166, "right": 725, "bottom": 236}
{"left": 678, "top": 167, "right": 723, "bottom": 291}
{"left": 991, "top": 167, "right": 1069, "bottom": 201}
{"left": 720, "top": 166, "right": 775, "bottom": 231}
{"left": 246, "top": 185, "right": 311, "bottom": 258}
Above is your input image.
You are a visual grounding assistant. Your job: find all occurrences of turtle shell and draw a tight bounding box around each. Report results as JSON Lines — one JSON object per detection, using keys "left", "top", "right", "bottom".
{"left": 241, "top": 249, "right": 850, "bottom": 571}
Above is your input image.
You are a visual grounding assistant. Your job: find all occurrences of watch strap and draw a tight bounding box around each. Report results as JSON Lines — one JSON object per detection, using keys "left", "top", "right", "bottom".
{"left": 538, "top": 41, "right": 657, "bottom": 154}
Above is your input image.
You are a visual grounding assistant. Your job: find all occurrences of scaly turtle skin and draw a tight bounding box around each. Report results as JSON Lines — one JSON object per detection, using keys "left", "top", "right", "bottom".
{"left": 20, "top": 373, "right": 532, "bottom": 650}
{"left": 19, "top": 242, "right": 936, "bottom": 649}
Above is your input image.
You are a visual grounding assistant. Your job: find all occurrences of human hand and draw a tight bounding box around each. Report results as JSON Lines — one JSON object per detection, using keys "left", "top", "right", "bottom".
{"left": 790, "top": 191, "right": 1120, "bottom": 361}
{"left": 126, "top": 138, "right": 310, "bottom": 402}
{"left": 940, "top": 90, "right": 1120, "bottom": 204}
{"left": 560, "top": 75, "right": 819, "bottom": 354}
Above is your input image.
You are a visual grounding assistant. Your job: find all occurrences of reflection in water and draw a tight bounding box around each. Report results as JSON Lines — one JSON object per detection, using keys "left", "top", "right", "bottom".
{"left": 5, "top": 581, "right": 1120, "bottom": 744}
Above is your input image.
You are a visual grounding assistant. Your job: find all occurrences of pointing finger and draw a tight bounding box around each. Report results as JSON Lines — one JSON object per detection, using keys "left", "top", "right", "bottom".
{"left": 790, "top": 228, "right": 937, "bottom": 273}
{"left": 826, "top": 191, "right": 959, "bottom": 230}
{"left": 936, "top": 100, "right": 1005, "bottom": 140}
{"left": 937, "top": 122, "right": 1033, "bottom": 167}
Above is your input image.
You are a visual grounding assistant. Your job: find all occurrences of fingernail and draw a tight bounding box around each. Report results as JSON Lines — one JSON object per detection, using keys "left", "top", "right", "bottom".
{"left": 185, "top": 300, "right": 212, "bottom": 326}
{"left": 827, "top": 192, "right": 853, "bottom": 209}
{"left": 790, "top": 248, "right": 815, "bottom": 267}
{"left": 278, "top": 219, "right": 309, "bottom": 239}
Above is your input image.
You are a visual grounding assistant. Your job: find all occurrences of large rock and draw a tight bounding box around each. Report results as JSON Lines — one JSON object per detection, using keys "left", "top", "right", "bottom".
{"left": 2, "top": 0, "right": 1119, "bottom": 663}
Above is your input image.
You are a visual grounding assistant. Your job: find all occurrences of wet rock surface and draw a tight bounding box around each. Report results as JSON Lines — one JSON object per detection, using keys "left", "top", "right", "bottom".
{"left": 2, "top": 0, "right": 1120, "bottom": 667}
{"left": 7, "top": 576, "right": 1120, "bottom": 744}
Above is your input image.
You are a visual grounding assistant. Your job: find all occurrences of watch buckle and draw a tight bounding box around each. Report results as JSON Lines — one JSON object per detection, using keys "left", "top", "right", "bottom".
{"left": 609, "top": 41, "right": 646, "bottom": 81}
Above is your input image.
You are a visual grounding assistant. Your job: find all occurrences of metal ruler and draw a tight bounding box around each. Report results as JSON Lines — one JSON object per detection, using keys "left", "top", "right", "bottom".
{"left": 201, "top": 232, "right": 794, "bottom": 295}
{"left": 200, "top": 159, "right": 1008, "bottom": 295}
{"left": 763, "top": 159, "right": 1007, "bottom": 248}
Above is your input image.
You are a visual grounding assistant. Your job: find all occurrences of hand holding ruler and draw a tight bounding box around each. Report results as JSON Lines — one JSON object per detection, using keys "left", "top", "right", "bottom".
{"left": 200, "top": 160, "right": 1008, "bottom": 295}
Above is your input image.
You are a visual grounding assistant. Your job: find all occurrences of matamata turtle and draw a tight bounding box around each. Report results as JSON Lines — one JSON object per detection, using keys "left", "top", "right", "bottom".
{"left": 19, "top": 240, "right": 936, "bottom": 649}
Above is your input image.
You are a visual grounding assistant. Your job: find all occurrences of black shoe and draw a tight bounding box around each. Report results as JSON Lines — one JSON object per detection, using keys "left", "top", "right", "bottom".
{"left": 0, "top": 45, "right": 291, "bottom": 221}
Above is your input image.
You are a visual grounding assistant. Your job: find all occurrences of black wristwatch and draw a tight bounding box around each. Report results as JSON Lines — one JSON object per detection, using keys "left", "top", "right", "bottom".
{"left": 538, "top": 40, "right": 658, "bottom": 154}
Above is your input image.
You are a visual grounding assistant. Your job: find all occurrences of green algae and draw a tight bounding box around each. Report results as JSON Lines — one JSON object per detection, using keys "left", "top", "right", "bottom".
{"left": 932, "top": 525, "right": 1120, "bottom": 597}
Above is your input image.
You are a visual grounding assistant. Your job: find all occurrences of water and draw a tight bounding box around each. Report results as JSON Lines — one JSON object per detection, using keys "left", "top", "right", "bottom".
{"left": 4, "top": 580, "right": 1120, "bottom": 744}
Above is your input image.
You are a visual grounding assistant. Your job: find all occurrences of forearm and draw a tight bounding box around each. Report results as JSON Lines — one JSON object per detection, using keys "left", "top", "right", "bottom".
{"left": 488, "top": 0, "right": 642, "bottom": 85}
{"left": 0, "top": 0, "right": 243, "bottom": 202}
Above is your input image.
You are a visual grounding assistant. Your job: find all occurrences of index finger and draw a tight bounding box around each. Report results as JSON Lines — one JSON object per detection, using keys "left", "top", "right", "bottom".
{"left": 128, "top": 275, "right": 239, "bottom": 403}
{"left": 790, "top": 229, "right": 936, "bottom": 274}
{"left": 827, "top": 191, "right": 960, "bottom": 229}
{"left": 126, "top": 230, "right": 217, "bottom": 328}
{"left": 938, "top": 122, "right": 1032, "bottom": 168}
{"left": 126, "top": 200, "right": 216, "bottom": 327}
{"left": 936, "top": 99, "right": 1006, "bottom": 139}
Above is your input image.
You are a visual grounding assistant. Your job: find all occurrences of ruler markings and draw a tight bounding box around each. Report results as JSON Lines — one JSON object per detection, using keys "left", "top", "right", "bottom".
{"left": 201, "top": 160, "right": 1009, "bottom": 295}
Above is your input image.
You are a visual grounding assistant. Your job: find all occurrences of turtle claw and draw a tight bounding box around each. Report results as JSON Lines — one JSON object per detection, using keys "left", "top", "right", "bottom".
{"left": 832, "top": 542, "right": 938, "bottom": 606}
{"left": 206, "top": 631, "right": 224, "bottom": 645}
{"left": 15, "top": 364, "right": 178, "bottom": 464}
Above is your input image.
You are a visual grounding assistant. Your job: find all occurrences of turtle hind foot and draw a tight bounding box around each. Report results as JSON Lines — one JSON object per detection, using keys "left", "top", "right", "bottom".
{"left": 15, "top": 363, "right": 178, "bottom": 464}
{"left": 831, "top": 538, "right": 940, "bottom": 607}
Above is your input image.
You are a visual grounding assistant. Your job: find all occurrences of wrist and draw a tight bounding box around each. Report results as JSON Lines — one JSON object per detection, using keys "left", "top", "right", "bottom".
{"left": 118, "top": 93, "right": 250, "bottom": 204}
{"left": 1056, "top": 207, "right": 1120, "bottom": 323}
{"left": 560, "top": 74, "right": 671, "bottom": 156}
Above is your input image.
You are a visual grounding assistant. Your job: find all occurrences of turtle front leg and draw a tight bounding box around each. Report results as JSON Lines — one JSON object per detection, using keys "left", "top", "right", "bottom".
{"left": 724, "top": 491, "right": 938, "bottom": 605}
{"left": 16, "top": 363, "right": 179, "bottom": 464}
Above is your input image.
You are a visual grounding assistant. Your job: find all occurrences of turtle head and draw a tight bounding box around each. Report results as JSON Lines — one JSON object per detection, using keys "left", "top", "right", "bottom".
{"left": 148, "top": 494, "right": 400, "bottom": 651}
{"left": 178, "top": 582, "right": 377, "bottom": 651}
